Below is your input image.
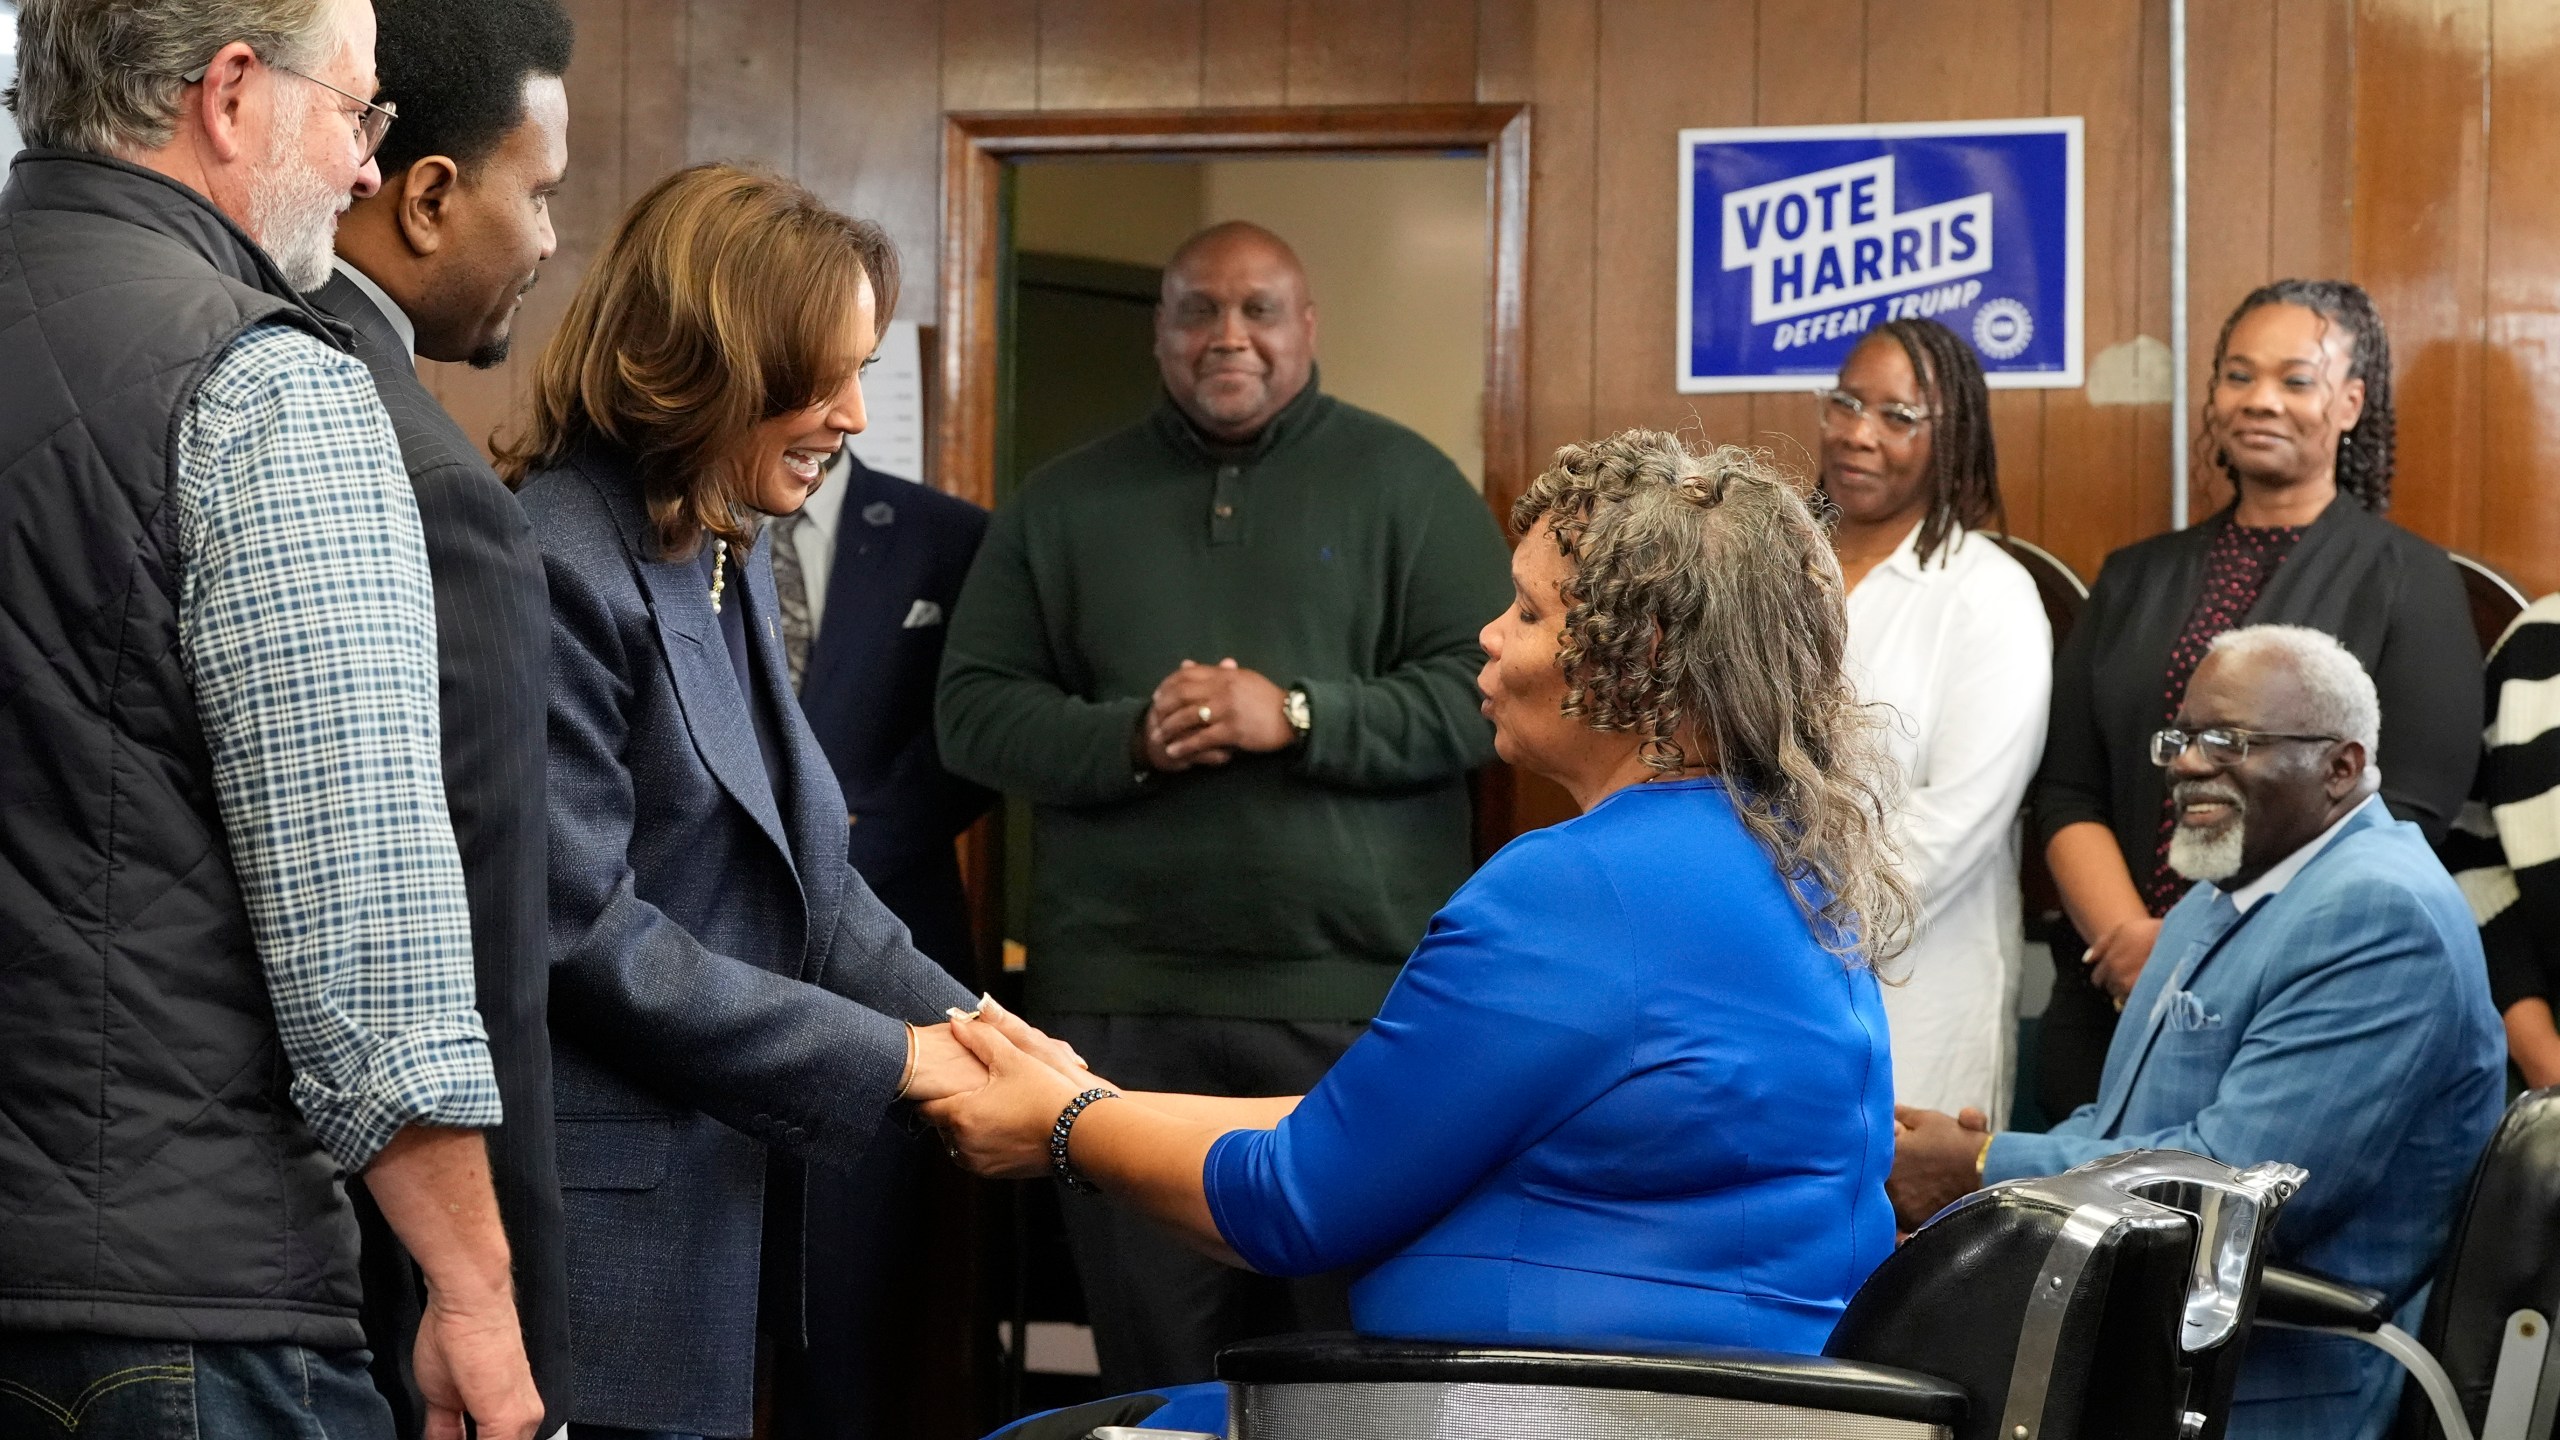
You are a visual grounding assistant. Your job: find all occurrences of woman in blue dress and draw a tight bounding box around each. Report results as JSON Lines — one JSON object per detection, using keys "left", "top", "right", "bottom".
{"left": 927, "top": 429, "right": 1917, "bottom": 1436}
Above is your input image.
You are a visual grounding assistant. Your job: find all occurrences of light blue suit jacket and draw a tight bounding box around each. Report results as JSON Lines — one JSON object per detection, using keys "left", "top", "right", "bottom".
{"left": 1988, "top": 799, "right": 2502, "bottom": 1440}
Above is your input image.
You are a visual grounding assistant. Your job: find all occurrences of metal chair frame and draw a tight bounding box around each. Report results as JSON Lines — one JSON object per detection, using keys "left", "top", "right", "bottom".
{"left": 2253, "top": 1089, "right": 2560, "bottom": 1440}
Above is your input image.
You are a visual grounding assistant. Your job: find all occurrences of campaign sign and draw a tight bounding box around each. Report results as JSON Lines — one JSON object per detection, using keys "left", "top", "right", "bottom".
{"left": 1677, "top": 118, "right": 2083, "bottom": 393}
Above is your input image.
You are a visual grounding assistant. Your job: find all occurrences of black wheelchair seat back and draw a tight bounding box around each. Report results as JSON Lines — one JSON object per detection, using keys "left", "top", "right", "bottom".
{"left": 2402, "top": 1087, "right": 2560, "bottom": 1439}
{"left": 1830, "top": 1152, "right": 2304, "bottom": 1440}
{"left": 1828, "top": 1171, "right": 2194, "bottom": 1440}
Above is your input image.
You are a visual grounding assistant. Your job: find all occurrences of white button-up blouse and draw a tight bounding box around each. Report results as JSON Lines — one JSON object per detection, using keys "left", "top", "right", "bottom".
{"left": 1845, "top": 522, "right": 2053, "bottom": 1122}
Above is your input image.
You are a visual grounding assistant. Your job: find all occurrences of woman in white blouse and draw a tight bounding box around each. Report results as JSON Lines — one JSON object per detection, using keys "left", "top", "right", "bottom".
{"left": 1820, "top": 318, "right": 2052, "bottom": 1124}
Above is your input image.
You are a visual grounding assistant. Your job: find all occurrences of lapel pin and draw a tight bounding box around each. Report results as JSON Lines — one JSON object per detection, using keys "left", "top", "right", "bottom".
{"left": 862, "top": 501, "right": 895, "bottom": 527}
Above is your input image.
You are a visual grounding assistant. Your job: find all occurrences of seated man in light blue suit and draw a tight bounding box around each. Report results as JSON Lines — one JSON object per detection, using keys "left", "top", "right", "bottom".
{"left": 1892, "top": 623, "right": 2503, "bottom": 1440}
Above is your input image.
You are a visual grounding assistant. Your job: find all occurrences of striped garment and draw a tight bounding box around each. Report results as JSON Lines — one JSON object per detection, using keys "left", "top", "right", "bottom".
{"left": 175, "top": 321, "right": 499, "bottom": 1170}
{"left": 2444, "top": 593, "right": 2560, "bottom": 1014}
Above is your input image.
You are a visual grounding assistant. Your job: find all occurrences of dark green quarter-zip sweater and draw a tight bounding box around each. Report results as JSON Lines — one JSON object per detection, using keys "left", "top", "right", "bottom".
{"left": 937, "top": 379, "right": 1513, "bottom": 1019}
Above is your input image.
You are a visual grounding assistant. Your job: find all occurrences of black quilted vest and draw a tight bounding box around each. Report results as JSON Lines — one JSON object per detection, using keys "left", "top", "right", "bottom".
{"left": 0, "top": 150, "right": 366, "bottom": 1345}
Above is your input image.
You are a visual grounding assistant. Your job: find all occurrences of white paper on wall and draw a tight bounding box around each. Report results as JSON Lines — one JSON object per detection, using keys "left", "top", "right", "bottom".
{"left": 846, "top": 318, "right": 925, "bottom": 483}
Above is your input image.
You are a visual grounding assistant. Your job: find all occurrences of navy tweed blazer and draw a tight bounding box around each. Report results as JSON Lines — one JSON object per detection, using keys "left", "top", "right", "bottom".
{"left": 519, "top": 440, "right": 974, "bottom": 1437}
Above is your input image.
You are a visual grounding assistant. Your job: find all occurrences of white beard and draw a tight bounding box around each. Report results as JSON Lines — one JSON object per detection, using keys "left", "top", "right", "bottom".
{"left": 2169, "top": 816, "right": 2247, "bottom": 883}
{"left": 245, "top": 88, "right": 351, "bottom": 292}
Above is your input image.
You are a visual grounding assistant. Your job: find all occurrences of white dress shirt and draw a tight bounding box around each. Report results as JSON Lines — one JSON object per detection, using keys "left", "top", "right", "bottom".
{"left": 2221, "top": 791, "right": 2384, "bottom": 914}
{"left": 329, "top": 256, "right": 416, "bottom": 364}
{"left": 1845, "top": 521, "right": 2053, "bottom": 1122}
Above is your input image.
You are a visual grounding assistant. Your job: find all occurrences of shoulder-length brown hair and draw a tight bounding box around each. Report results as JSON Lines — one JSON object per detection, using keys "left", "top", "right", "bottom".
{"left": 494, "top": 162, "right": 900, "bottom": 558}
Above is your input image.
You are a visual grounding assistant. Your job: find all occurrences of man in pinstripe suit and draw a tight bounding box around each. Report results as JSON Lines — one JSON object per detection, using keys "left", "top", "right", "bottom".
{"left": 314, "top": 0, "right": 576, "bottom": 1431}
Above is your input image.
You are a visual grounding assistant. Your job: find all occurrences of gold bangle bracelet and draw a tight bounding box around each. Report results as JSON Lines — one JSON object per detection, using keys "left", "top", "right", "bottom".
{"left": 1975, "top": 1132, "right": 1997, "bottom": 1181}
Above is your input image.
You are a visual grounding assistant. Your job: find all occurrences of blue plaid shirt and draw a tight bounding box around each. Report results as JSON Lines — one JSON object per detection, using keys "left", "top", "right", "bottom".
{"left": 174, "top": 321, "right": 499, "bottom": 1171}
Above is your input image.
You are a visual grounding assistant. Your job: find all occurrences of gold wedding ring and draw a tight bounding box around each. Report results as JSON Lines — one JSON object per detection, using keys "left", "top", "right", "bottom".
{"left": 1197, "top": 704, "right": 1214, "bottom": 726}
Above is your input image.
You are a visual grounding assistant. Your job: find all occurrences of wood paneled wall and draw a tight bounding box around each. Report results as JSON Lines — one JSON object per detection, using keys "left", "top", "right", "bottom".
{"left": 2353, "top": 0, "right": 2560, "bottom": 599}
{"left": 424, "top": 0, "right": 2560, "bottom": 595}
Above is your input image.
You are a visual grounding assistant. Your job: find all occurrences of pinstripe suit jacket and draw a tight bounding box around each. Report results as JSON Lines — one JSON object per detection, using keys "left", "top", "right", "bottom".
{"left": 798, "top": 456, "right": 994, "bottom": 974}
{"left": 1987, "top": 800, "right": 2504, "bottom": 1440}
{"left": 308, "top": 272, "right": 571, "bottom": 1437}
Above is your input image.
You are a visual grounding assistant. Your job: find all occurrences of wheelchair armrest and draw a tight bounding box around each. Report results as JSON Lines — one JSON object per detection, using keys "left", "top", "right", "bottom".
{"left": 2255, "top": 1265, "right": 2393, "bottom": 1332}
{"left": 1216, "top": 1333, "right": 1968, "bottom": 1426}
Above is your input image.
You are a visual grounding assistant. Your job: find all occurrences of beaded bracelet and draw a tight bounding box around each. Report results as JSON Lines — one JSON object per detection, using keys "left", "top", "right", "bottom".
{"left": 1050, "top": 1087, "right": 1121, "bottom": 1193}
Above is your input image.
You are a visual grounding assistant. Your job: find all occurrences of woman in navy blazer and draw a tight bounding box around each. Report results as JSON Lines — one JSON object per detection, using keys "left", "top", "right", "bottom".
{"left": 931, "top": 431, "right": 1919, "bottom": 1438}
{"left": 498, "top": 165, "right": 983, "bottom": 1439}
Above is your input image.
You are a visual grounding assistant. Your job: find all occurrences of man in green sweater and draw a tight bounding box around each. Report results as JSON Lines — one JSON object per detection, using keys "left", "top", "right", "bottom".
{"left": 937, "top": 221, "right": 1512, "bottom": 1390}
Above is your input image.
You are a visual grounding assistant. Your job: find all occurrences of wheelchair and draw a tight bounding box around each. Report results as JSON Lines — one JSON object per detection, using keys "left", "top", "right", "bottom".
{"left": 1214, "top": 1148, "right": 2306, "bottom": 1440}
{"left": 2252, "top": 1089, "right": 2560, "bottom": 1440}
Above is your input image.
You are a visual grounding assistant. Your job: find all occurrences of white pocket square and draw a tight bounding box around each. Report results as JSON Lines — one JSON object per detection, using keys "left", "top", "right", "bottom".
{"left": 902, "top": 600, "right": 944, "bottom": 629}
{"left": 2164, "top": 988, "right": 2223, "bottom": 1032}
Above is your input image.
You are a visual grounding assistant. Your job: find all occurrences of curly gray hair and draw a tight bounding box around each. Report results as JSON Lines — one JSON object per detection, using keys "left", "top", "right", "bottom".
{"left": 7, "top": 0, "right": 334, "bottom": 156}
{"left": 1512, "top": 429, "right": 1916, "bottom": 965}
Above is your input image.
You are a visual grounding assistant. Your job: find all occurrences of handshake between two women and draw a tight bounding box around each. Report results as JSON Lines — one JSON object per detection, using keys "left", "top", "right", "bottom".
{"left": 903, "top": 996, "right": 1112, "bottom": 1178}
{"left": 902, "top": 996, "right": 1300, "bottom": 1263}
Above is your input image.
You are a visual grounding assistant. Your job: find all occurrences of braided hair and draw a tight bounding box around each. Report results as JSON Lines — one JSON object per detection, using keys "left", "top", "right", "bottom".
{"left": 2204, "top": 279, "right": 2395, "bottom": 513}
{"left": 1866, "top": 317, "right": 2004, "bottom": 567}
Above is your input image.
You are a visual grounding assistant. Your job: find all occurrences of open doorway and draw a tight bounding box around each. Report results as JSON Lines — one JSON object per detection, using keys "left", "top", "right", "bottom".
{"left": 938, "top": 105, "right": 1529, "bottom": 516}
{"left": 1003, "top": 153, "right": 1489, "bottom": 500}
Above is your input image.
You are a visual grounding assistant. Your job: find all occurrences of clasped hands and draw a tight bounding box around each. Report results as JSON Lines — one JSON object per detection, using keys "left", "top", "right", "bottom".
{"left": 1136, "top": 658, "right": 1294, "bottom": 772}
{"left": 906, "top": 995, "right": 1116, "bottom": 1181}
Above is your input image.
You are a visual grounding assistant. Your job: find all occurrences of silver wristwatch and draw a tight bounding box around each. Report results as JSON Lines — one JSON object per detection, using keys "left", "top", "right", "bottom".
{"left": 1283, "top": 686, "right": 1313, "bottom": 743}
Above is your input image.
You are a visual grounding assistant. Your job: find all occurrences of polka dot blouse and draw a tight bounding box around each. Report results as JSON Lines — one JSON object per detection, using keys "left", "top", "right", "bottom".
{"left": 2142, "top": 518, "right": 2310, "bottom": 914}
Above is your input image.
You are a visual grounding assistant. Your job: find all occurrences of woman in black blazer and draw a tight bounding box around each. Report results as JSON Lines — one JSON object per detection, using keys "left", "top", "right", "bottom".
{"left": 2034, "top": 280, "right": 2482, "bottom": 1117}
{"left": 497, "top": 164, "right": 991, "bottom": 1440}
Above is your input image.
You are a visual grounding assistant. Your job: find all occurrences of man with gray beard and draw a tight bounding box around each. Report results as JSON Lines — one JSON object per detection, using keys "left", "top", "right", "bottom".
{"left": 1887, "top": 624, "right": 2501, "bottom": 1440}
{"left": 0, "top": 1, "right": 538, "bottom": 1436}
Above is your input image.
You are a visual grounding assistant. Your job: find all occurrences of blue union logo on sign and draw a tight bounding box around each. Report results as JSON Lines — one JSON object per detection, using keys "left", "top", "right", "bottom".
{"left": 1678, "top": 119, "right": 2083, "bottom": 394}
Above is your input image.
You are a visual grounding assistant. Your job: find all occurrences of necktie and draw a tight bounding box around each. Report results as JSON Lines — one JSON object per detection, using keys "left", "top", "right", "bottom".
{"left": 769, "top": 512, "right": 813, "bottom": 693}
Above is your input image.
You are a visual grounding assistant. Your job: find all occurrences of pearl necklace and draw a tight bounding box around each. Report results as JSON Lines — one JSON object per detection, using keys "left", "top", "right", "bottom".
{"left": 708, "top": 539, "right": 729, "bottom": 614}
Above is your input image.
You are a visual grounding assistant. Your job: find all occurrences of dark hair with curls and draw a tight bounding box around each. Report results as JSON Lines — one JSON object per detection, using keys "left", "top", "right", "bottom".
{"left": 493, "top": 164, "right": 899, "bottom": 558}
{"left": 1861, "top": 317, "right": 2004, "bottom": 567}
{"left": 1512, "top": 430, "right": 1914, "bottom": 964}
{"left": 2204, "top": 279, "right": 2395, "bottom": 513}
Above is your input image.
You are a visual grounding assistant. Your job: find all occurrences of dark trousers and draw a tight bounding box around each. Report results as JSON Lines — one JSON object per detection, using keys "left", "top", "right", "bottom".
{"left": 0, "top": 1332, "right": 390, "bottom": 1440}
{"left": 772, "top": 1130, "right": 931, "bottom": 1440}
{"left": 1047, "top": 1013, "right": 1366, "bottom": 1395}
{"left": 2036, "top": 941, "right": 2119, "bottom": 1122}
{"left": 769, "top": 871, "right": 976, "bottom": 1440}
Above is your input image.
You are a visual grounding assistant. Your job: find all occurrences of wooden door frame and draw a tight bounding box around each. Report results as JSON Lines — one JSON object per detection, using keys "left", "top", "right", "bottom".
{"left": 935, "top": 102, "right": 1533, "bottom": 516}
